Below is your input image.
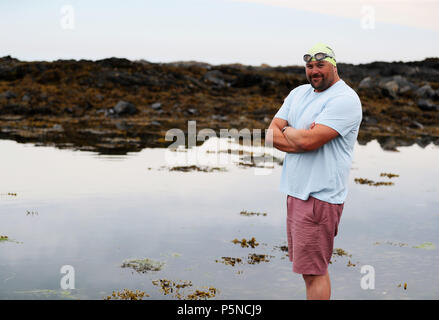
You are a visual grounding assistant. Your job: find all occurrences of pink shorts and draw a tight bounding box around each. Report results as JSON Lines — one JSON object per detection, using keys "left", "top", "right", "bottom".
{"left": 286, "top": 195, "right": 344, "bottom": 275}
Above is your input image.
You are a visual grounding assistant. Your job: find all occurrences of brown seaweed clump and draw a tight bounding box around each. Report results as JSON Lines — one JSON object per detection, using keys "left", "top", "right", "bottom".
{"left": 104, "top": 289, "right": 149, "bottom": 300}
{"left": 215, "top": 257, "right": 243, "bottom": 267}
{"left": 354, "top": 178, "right": 394, "bottom": 186}
{"left": 247, "top": 253, "right": 273, "bottom": 264}
{"left": 397, "top": 283, "right": 408, "bottom": 290}
{"left": 152, "top": 279, "right": 193, "bottom": 299}
{"left": 168, "top": 165, "right": 226, "bottom": 173}
{"left": 231, "top": 237, "right": 259, "bottom": 248}
{"left": 186, "top": 287, "right": 217, "bottom": 300}
{"left": 380, "top": 172, "right": 400, "bottom": 178}
{"left": 333, "top": 248, "right": 352, "bottom": 257}
{"left": 239, "top": 210, "right": 267, "bottom": 217}
{"left": 152, "top": 279, "right": 217, "bottom": 300}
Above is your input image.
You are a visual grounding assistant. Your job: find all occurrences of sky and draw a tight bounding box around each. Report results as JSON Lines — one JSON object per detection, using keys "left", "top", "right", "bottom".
{"left": 0, "top": 0, "right": 438, "bottom": 66}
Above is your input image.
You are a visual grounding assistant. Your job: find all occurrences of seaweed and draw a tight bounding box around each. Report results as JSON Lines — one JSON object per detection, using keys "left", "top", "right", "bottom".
{"left": 104, "top": 289, "right": 149, "bottom": 300}
{"left": 231, "top": 237, "right": 259, "bottom": 248}
{"left": 215, "top": 257, "right": 243, "bottom": 267}
{"left": 354, "top": 178, "right": 394, "bottom": 186}
{"left": 247, "top": 253, "right": 273, "bottom": 264}
{"left": 239, "top": 210, "right": 267, "bottom": 217}
{"left": 121, "top": 258, "right": 165, "bottom": 273}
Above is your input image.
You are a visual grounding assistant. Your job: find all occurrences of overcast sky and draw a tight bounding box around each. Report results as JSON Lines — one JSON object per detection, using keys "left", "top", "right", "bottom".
{"left": 0, "top": 0, "right": 438, "bottom": 66}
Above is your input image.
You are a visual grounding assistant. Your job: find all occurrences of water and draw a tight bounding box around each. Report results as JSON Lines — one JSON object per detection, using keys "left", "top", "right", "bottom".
{"left": 1, "top": 138, "right": 438, "bottom": 300}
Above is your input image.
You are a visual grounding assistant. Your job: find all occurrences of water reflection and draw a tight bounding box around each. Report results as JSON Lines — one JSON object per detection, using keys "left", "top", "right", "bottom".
{"left": 0, "top": 139, "right": 438, "bottom": 299}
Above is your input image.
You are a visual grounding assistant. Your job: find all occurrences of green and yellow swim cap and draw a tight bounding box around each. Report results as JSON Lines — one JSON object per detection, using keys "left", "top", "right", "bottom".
{"left": 306, "top": 43, "right": 336, "bottom": 67}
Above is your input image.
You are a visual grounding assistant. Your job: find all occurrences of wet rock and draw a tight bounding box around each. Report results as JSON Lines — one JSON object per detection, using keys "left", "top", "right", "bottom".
{"left": 185, "top": 108, "right": 198, "bottom": 115}
{"left": 203, "top": 70, "right": 226, "bottom": 87}
{"left": 113, "top": 100, "right": 137, "bottom": 115}
{"left": 379, "top": 79, "right": 399, "bottom": 99}
{"left": 358, "top": 77, "right": 373, "bottom": 89}
{"left": 52, "top": 124, "right": 64, "bottom": 131}
{"left": 379, "top": 136, "right": 398, "bottom": 151}
{"left": 409, "top": 120, "right": 424, "bottom": 129}
{"left": 151, "top": 102, "right": 162, "bottom": 110}
{"left": 115, "top": 121, "right": 133, "bottom": 131}
{"left": 21, "top": 94, "right": 31, "bottom": 102}
{"left": 211, "top": 114, "right": 228, "bottom": 121}
{"left": 362, "top": 115, "right": 378, "bottom": 125}
{"left": 417, "top": 99, "right": 439, "bottom": 111}
{"left": 416, "top": 84, "right": 436, "bottom": 99}
{"left": 0, "top": 91, "right": 16, "bottom": 99}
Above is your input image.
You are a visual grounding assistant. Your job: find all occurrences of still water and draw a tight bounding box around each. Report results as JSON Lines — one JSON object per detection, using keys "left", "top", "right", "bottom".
{"left": 1, "top": 138, "right": 438, "bottom": 300}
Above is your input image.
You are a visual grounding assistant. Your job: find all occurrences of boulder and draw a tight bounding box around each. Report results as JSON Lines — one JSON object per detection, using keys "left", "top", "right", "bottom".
{"left": 151, "top": 102, "right": 162, "bottom": 110}
{"left": 379, "top": 80, "right": 399, "bottom": 99}
{"left": 113, "top": 100, "right": 137, "bottom": 115}
{"left": 358, "top": 77, "right": 373, "bottom": 89}
{"left": 203, "top": 70, "right": 226, "bottom": 87}
{"left": 416, "top": 84, "right": 436, "bottom": 98}
{"left": 0, "top": 90, "right": 16, "bottom": 99}
{"left": 417, "top": 99, "right": 439, "bottom": 111}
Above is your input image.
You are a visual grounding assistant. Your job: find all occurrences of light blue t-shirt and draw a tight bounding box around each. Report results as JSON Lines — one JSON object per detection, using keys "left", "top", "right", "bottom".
{"left": 274, "top": 79, "right": 362, "bottom": 204}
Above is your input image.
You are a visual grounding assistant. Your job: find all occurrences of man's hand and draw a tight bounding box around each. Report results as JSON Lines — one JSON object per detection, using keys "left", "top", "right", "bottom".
{"left": 267, "top": 118, "right": 306, "bottom": 153}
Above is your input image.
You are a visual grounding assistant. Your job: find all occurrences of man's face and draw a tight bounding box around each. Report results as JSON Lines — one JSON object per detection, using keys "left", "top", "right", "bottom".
{"left": 305, "top": 60, "right": 337, "bottom": 92}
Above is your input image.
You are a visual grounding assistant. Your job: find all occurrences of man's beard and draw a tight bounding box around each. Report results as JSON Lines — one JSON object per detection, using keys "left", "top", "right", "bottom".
{"left": 308, "top": 75, "right": 331, "bottom": 91}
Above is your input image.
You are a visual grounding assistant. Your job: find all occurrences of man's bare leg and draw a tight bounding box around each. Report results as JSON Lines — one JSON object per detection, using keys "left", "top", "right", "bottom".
{"left": 302, "top": 270, "right": 331, "bottom": 300}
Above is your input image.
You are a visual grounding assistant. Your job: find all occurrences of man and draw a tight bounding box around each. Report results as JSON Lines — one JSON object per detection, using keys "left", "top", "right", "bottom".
{"left": 267, "top": 43, "right": 362, "bottom": 300}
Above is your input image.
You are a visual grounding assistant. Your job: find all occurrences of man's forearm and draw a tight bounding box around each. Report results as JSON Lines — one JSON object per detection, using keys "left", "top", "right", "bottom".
{"left": 283, "top": 127, "right": 310, "bottom": 152}
{"left": 267, "top": 126, "right": 305, "bottom": 153}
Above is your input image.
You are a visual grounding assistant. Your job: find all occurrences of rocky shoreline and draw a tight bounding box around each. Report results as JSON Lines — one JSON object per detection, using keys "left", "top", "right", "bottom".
{"left": 1, "top": 56, "right": 439, "bottom": 154}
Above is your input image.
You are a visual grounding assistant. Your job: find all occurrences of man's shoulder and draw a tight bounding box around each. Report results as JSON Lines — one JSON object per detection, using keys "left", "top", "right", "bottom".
{"left": 286, "top": 84, "right": 312, "bottom": 100}
{"left": 335, "top": 80, "right": 361, "bottom": 102}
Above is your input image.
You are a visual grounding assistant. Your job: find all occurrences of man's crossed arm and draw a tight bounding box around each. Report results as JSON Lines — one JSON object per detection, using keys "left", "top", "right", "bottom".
{"left": 267, "top": 117, "right": 339, "bottom": 153}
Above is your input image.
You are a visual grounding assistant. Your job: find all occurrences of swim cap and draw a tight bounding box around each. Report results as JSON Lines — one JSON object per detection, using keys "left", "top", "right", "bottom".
{"left": 306, "top": 43, "right": 336, "bottom": 66}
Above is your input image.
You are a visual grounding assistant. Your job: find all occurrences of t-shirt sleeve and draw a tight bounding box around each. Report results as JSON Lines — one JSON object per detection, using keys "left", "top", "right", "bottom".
{"left": 314, "top": 94, "right": 362, "bottom": 137}
{"left": 274, "top": 89, "right": 295, "bottom": 121}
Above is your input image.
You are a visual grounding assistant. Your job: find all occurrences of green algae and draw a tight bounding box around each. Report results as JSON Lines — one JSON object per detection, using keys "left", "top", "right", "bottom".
{"left": 413, "top": 242, "right": 436, "bottom": 250}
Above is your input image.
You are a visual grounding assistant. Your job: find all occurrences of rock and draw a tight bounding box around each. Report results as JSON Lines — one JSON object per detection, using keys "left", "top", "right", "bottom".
{"left": 379, "top": 80, "right": 399, "bottom": 99}
{"left": 151, "top": 102, "right": 162, "bottom": 110}
{"left": 52, "top": 124, "right": 64, "bottom": 131}
{"left": 379, "top": 136, "right": 398, "bottom": 151}
{"left": 95, "top": 94, "right": 104, "bottom": 101}
{"left": 22, "top": 94, "right": 31, "bottom": 102}
{"left": 0, "top": 91, "right": 16, "bottom": 99}
{"left": 203, "top": 70, "right": 226, "bottom": 87}
{"left": 417, "top": 99, "right": 439, "bottom": 111}
{"left": 113, "top": 100, "right": 137, "bottom": 115}
{"left": 185, "top": 108, "right": 198, "bottom": 115}
{"left": 362, "top": 115, "right": 378, "bottom": 125}
{"left": 358, "top": 77, "right": 373, "bottom": 89}
{"left": 391, "top": 75, "right": 417, "bottom": 94}
{"left": 212, "top": 114, "right": 228, "bottom": 121}
{"left": 409, "top": 120, "right": 424, "bottom": 129}
{"left": 115, "top": 121, "right": 133, "bottom": 131}
{"left": 416, "top": 84, "right": 436, "bottom": 98}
